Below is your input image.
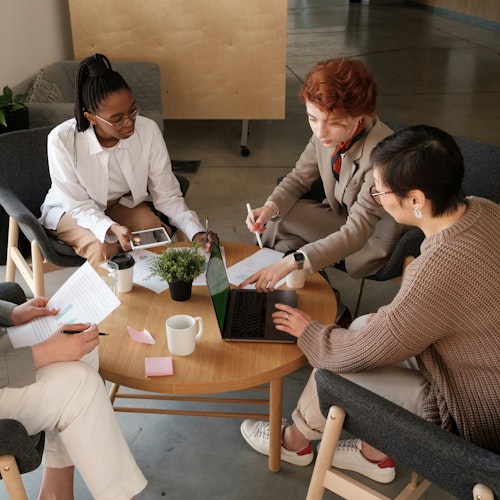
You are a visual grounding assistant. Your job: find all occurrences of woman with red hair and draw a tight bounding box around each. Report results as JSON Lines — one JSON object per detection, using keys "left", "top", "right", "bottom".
{"left": 242, "top": 58, "right": 404, "bottom": 325}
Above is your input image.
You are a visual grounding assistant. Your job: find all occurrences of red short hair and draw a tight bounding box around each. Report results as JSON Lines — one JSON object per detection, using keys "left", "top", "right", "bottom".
{"left": 299, "top": 58, "right": 377, "bottom": 117}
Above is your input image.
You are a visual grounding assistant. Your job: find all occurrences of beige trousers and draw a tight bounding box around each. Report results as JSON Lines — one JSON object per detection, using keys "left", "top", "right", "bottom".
{"left": 55, "top": 201, "right": 170, "bottom": 265}
{"left": 292, "top": 315, "right": 428, "bottom": 441}
{"left": 0, "top": 350, "right": 147, "bottom": 499}
{"left": 262, "top": 199, "right": 346, "bottom": 253}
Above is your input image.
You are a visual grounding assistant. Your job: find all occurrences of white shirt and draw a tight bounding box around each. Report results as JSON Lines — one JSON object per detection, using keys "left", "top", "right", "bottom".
{"left": 40, "top": 116, "right": 204, "bottom": 243}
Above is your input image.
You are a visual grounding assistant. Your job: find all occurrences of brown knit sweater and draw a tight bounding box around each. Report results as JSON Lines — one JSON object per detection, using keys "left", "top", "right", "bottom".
{"left": 298, "top": 197, "right": 500, "bottom": 453}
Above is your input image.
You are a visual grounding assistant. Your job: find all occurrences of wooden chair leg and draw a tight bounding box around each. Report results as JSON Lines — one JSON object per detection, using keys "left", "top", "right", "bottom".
{"left": 31, "top": 241, "right": 45, "bottom": 297}
{"left": 306, "top": 405, "right": 345, "bottom": 500}
{"left": 108, "top": 383, "right": 120, "bottom": 405}
{"left": 5, "top": 217, "right": 46, "bottom": 297}
{"left": 0, "top": 454, "right": 28, "bottom": 500}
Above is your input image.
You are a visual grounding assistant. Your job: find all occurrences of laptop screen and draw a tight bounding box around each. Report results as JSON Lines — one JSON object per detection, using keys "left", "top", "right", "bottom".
{"left": 206, "top": 238, "right": 231, "bottom": 333}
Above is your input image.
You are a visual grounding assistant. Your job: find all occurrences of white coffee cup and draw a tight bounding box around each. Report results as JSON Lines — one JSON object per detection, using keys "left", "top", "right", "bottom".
{"left": 166, "top": 314, "right": 203, "bottom": 356}
{"left": 108, "top": 253, "right": 135, "bottom": 293}
{"left": 286, "top": 268, "right": 307, "bottom": 289}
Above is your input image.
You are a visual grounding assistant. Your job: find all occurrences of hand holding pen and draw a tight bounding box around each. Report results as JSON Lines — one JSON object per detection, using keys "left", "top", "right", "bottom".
{"left": 246, "top": 203, "right": 263, "bottom": 249}
{"left": 193, "top": 217, "right": 216, "bottom": 253}
{"left": 61, "top": 329, "right": 109, "bottom": 336}
{"left": 32, "top": 323, "right": 100, "bottom": 369}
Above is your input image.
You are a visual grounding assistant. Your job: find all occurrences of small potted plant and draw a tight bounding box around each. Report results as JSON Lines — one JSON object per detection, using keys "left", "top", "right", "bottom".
{"left": 148, "top": 242, "right": 207, "bottom": 301}
{"left": 0, "top": 86, "right": 29, "bottom": 134}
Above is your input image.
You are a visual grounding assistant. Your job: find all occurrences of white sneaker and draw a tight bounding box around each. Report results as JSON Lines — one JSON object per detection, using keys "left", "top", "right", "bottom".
{"left": 240, "top": 419, "right": 314, "bottom": 466}
{"left": 332, "top": 439, "right": 395, "bottom": 484}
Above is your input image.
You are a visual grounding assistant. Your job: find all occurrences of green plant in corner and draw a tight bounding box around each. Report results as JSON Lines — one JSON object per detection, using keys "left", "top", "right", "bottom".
{"left": 147, "top": 241, "right": 207, "bottom": 283}
{"left": 0, "top": 86, "right": 27, "bottom": 127}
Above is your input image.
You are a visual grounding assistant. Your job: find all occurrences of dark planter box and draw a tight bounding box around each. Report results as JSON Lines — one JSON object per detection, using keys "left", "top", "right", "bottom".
{"left": 0, "top": 107, "right": 30, "bottom": 134}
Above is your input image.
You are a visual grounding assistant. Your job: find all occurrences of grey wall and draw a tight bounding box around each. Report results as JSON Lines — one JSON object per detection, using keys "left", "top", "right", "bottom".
{"left": 1, "top": 0, "right": 73, "bottom": 89}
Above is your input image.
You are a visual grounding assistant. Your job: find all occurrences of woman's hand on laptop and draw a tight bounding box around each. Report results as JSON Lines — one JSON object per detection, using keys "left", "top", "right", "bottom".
{"left": 272, "top": 303, "right": 312, "bottom": 338}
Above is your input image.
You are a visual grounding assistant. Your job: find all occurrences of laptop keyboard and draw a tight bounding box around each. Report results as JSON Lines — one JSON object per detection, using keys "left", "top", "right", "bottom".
{"left": 231, "top": 291, "right": 267, "bottom": 338}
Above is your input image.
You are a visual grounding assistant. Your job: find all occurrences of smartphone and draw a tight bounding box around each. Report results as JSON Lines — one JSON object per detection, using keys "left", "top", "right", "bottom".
{"left": 130, "top": 227, "right": 171, "bottom": 250}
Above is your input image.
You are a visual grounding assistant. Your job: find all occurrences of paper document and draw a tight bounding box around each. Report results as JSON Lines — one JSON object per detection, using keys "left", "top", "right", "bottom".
{"left": 7, "top": 262, "right": 121, "bottom": 348}
{"left": 226, "top": 248, "right": 285, "bottom": 289}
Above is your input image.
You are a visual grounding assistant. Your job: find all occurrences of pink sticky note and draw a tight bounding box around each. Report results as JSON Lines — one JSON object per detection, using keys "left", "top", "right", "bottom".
{"left": 127, "top": 326, "right": 155, "bottom": 344}
{"left": 145, "top": 357, "right": 173, "bottom": 377}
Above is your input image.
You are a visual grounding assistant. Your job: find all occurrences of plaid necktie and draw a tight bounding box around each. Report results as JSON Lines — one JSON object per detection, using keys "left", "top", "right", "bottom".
{"left": 330, "top": 118, "right": 366, "bottom": 181}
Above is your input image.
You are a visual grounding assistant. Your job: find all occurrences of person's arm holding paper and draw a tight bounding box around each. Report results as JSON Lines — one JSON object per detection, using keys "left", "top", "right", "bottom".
{"left": 1, "top": 297, "right": 98, "bottom": 388}
{"left": 31, "top": 322, "right": 99, "bottom": 370}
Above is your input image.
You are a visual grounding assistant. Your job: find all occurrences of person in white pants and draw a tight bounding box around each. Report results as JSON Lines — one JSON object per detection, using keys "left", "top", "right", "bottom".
{"left": 0, "top": 287, "right": 147, "bottom": 499}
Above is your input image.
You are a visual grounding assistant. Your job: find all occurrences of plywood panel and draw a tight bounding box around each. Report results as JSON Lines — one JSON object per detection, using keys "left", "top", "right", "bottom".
{"left": 68, "top": 0, "right": 287, "bottom": 119}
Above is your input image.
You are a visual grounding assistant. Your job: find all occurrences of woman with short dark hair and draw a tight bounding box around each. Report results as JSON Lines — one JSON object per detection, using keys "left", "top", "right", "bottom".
{"left": 241, "top": 125, "right": 500, "bottom": 483}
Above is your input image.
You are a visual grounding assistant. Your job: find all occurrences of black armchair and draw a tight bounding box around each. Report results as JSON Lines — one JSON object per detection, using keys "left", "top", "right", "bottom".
{"left": 352, "top": 131, "right": 500, "bottom": 315}
{"left": 0, "top": 126, "right": 85, "bottom": 297}
{"left": 307, "top": 369, "right": 500, "bottom": 500}
{"left": 0, "top": 282, "right": 45, "bottom": 500}
{"left": 278, "top": 128, "right": 500, "bottom": 315}
{"left": 0, "top": 420, "right": 44, "bottom": 500}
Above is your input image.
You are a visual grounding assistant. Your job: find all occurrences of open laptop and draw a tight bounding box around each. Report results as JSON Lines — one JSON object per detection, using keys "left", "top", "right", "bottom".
{"left": 206, "top": 238, "right": 297, "bottom": 343}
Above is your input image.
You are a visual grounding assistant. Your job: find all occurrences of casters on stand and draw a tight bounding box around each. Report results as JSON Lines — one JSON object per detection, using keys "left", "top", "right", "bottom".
{"left": 240, "top": 119, "right": 250, "bottom": 157}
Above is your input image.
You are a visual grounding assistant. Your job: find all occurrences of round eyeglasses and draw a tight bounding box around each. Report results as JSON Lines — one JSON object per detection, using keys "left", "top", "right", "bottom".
{"left": 94, "top": 106, "right": 141, "bottom": 129}
{"left": 370, "top": 186, "right": 394, "bottom": 206}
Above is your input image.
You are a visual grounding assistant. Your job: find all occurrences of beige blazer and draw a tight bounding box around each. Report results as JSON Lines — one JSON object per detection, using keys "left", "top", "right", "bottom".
{"left": 267, "top": 117, "right": 406, "bottom": 279}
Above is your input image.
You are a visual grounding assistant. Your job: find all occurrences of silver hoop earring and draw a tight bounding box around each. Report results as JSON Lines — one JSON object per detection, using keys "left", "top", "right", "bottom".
{"left": 413, "top": 207, "right": 422, "bottom": 219}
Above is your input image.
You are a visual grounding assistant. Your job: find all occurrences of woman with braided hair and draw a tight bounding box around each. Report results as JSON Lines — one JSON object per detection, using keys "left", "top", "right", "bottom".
{"left": 40, "top": 53, "right": 214, "bottom": 265}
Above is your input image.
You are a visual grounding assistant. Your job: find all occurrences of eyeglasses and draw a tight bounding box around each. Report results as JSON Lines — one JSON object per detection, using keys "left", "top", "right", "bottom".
{"left": 94, "top": 106, "right": 141, "bottom": 129}
{"left": 370, "top": 186, "right": 394, "bottom": 206}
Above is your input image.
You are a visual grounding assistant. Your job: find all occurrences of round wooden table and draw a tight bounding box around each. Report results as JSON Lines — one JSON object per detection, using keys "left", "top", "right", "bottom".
{"left": 98, "top": 241, "right": 336, "bottom": 471}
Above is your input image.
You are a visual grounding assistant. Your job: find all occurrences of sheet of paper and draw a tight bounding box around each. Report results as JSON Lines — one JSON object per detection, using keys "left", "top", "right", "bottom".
{"left": 128, "top": 249, "right": 169, "bottom": 293}
{"left": 7, "top": 262, "right": 121, "bottom": 348}
{"left": 226, "top": 247, "right": 286, "bottom": 289}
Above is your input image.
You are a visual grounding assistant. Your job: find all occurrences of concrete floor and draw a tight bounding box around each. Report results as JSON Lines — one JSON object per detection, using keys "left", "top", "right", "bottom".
{"left": 3, "top": 1, "right": 500, "bottom": 498}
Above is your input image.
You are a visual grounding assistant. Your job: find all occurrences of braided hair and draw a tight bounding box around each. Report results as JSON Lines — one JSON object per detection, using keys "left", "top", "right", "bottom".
{"left": 74, "top": 53, "right": 131, "bottom": 132}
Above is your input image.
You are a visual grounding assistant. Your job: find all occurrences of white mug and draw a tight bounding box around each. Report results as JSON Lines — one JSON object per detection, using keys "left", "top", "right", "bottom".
{"left": 166, "top": 314, "right": 203, "bottom": 356}
{"left": 286, "top": 268, "right": 307, "bottom": 289}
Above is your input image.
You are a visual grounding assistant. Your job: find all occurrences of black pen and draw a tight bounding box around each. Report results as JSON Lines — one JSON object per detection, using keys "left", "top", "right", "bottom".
{"left": 61, "top": 329, "right": 109, "bottom": 336}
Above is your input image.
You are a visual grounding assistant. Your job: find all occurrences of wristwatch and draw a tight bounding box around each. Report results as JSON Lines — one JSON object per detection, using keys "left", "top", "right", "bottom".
{"left": 293, "top": 252, "right": 305, "bottom": 270}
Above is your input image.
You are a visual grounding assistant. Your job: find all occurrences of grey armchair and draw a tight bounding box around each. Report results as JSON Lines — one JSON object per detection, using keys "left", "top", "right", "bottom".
{"left": 285, "top": 125, "right": 500, "bottom": 316}
{"left": 0, "top": 126, "right": 85, "bottom": 297}
{"left": 307, "top": 369, "right": 500, "bottom": 500}
{"left": 351, "top": 129, "right": 500, "bottom": 315}
{"left": 23, "top": 60, "right": 164, "bottom": 132}
{"left": 0, "top": 282, "right": 44, "bottom": 500}
{"left": 0, "top": 126, "right": 191, "bottom": 297}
